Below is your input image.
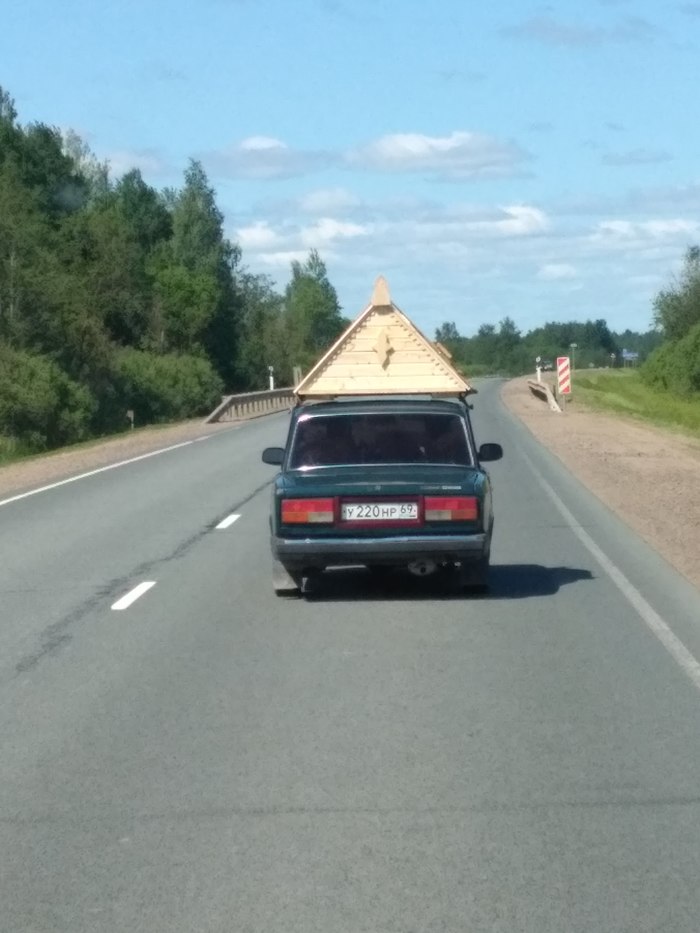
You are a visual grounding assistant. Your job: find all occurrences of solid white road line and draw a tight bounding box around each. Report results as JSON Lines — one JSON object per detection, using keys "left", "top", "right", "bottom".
{"left": 111, "top": 581, "right": 157, "bottom": 611}
{"left": 525, "top": 453, "right": 700, "bottom": 695}
{"left": 0, "top": 441, "right": 195, "bottom": 509}
{"left": 216, "top": 513, "right": 240, "bottom": 529}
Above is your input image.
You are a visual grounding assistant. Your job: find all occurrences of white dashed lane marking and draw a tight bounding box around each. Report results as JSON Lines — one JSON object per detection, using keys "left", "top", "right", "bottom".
{"left": 216, "top": 513, "right": 241, "bottom": 529}
{"left": 111, "top": 581, "right": 157, "bottom": 611}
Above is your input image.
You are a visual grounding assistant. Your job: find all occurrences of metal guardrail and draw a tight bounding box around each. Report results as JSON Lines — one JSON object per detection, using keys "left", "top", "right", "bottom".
{"left": 527, "top": 379, "right": 562, "bottom": 412}
{"left": 205, "top": 388, "right": 295, "bottom": 424}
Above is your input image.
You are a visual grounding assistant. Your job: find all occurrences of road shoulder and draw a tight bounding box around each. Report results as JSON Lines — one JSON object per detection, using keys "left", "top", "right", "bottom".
{"left": 501, "top": 377, "right": 700, "bottom": 591}
{"left": 0, "top": 419, "right": 238, "bottom": 500}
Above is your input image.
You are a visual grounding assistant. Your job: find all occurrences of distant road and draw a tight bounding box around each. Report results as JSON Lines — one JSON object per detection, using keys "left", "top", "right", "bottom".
{"left": 2, "top": 380, "right": 700, "bottom": 932}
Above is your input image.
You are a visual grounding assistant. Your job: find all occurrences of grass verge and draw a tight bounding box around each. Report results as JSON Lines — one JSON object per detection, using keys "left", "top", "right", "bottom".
{"left": 0, "top": 436, "right": 37, "bottom": 466}
{"left": 569, "top": 369, "right": 700, "bottom": 438}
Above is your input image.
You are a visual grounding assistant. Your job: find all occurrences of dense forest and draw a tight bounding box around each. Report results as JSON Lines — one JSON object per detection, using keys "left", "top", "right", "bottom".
{"left": 0, "top": 86, "right": 347, "bottom": 455}
{"left": 1, "top": 84, "right": 695, "bottom": 458}
{"left": 433, "top": 316, "right": 661, "bottom": 377}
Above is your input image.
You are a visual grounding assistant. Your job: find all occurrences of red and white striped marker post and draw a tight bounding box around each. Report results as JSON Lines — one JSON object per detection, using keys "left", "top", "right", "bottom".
{"left": 557, "top": 356, "right": 571, "bottom": 403}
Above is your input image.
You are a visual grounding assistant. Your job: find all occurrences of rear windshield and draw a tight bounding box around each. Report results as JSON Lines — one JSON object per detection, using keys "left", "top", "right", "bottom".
{"left": 289, "top": 412, "right": 472, "bottom": 468}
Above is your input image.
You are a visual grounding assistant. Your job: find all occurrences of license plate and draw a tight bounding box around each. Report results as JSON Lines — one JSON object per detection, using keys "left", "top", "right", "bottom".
{"left": 342, "top": 502, "right": 418, "bottom": 521}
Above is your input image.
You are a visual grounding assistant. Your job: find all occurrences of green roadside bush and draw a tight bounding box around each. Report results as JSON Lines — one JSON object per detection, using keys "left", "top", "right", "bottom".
{"left": 112, "top": 349, "right": 223, "bottom": 425}
{"left": 642, "top": 321, "right": 700, "bottom": 396}
{"left": 0, "top": 345, "right": 96, "bottom": 451}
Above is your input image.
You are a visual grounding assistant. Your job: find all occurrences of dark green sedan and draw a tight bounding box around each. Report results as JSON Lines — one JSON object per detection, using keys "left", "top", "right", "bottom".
{"left": 262, "top": 396, "right": 502, "bottom": 596}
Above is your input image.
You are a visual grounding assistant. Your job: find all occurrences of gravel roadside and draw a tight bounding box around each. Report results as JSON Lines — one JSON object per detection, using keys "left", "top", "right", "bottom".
{"left": 500, "top": 377, "right": 700, "bottom": 591}
{"left": 0, "top": 419, "right": 239, "bottom": 500}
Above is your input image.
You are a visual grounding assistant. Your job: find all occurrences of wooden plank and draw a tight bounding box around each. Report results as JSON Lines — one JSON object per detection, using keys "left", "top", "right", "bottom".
{"left": 295, "top": 277, "right": 473, "bottom": 398}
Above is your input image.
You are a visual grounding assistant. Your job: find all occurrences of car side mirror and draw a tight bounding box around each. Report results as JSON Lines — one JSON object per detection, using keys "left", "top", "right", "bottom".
{"left": 262, "top": 446, "right": 285, "bottom": 465}
{"left": 478, "top": 443, "right": 503, "bottom": 462}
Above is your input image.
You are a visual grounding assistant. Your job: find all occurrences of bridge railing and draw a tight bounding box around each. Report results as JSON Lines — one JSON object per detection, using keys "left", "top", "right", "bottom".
{"left": 205, "top": 388, "right": 295, "bottom": 424}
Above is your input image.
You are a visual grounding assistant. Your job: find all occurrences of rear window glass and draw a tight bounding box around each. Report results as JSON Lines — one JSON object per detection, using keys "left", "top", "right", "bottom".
{"left": 289, "top": 413, "right": 472, "bottom": 468}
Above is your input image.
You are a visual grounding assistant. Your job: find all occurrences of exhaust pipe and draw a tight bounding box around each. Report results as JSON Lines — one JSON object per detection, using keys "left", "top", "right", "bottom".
{"left": 407, "top": 559, "right": 437, "bottom": 577}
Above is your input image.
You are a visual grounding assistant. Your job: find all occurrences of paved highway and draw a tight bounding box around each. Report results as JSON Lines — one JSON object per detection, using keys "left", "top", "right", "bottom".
{"left": 2, "top": 380, "right": 700, "bottom": 933}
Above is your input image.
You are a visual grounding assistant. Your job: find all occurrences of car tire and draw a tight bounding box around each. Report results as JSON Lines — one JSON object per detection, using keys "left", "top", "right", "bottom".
{"left": 459, "top": 555, "right": 490, "bottom": 594}
{"left": 272, "top": 559, "right": 302, "bottom": 597}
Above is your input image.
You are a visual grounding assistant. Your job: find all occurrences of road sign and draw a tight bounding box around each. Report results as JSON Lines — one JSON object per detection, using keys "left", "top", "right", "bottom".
{"left": 557, "top": 356, "right": 571, "bottom": 395}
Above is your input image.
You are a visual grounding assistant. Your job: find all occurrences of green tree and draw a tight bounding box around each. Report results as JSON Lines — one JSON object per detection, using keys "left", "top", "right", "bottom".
{"left": 113, "top": 348, "right": 223, "bottom": 423}
{"left": 435, "top": 321, "right": 460, "bottom": 343}
{"left": 0, "top": 161, "right": 48, "bottom": 348}
{"left": 283, "top": 249, "right": 345, "bottom": 373}
{"left": 0, "top": 344, "right": 95, "bottom": 449}
{"left": 155, "top": 160, "right": 242, "bottom": 384}
{"left": 114, "top": 170, "right": 172, "bottom": 250}
{"left": 653, "top": 246, "right": 700, "bottom": 342}
{"left": 237, "top": 272, "right": 287, "bottom": 387}
{"left": 62, "top": 129, "right": 110, "bottom": 205}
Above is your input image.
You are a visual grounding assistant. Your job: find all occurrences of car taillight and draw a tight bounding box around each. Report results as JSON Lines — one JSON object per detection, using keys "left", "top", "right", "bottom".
{"left": 281, "top": 498, "right": 334, "bottom": 524}
{"left": 424, "top": 496, "right": 478, "bottom": 521}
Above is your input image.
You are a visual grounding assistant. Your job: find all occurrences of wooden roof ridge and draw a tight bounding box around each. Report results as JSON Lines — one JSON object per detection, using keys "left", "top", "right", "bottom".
{"left": 294, "top": 276, "right": 473, "bottom": 399}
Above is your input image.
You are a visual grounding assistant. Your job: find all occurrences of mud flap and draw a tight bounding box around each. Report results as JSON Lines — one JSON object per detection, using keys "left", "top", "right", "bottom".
{"left": 459, "top": 555, "right": 490, "bottom": 594}
{"left": 272, "top": 559, "right": 302, "bottom": 596}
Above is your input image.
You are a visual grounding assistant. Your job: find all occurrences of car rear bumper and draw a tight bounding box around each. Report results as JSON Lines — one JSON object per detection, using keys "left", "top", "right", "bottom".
{"left": 272, "top": 532, "right": 488, "bottom": 569}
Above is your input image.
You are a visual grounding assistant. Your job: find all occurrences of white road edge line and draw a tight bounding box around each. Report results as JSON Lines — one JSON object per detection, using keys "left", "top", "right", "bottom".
{"left": 0, "top": 441, "right": 195, "bottom": 509}
{"left": 216, "top": 513, "right": 240, "bottom": 529}
{"left": 524, "top": 453, "right": 700, "bottom": 694}
{"left": 111, "top": 581, "right": 156, "bottom": 612}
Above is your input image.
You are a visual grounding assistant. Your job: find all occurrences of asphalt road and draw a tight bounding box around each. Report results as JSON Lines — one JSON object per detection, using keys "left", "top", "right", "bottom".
{"left": 2, "top": 380, "right": 700, "bottom": 933}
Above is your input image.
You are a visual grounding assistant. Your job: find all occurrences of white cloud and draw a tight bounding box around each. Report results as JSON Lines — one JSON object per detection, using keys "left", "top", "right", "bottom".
{"left": 240, "top": 136, "right": 285, "bottom": 151}
{"left": 546, "top": 182, "right": 700, "bottom": 219}
{"left": 300, "top": 217, "right": 370, "bottom": 248}
{"left": 643, "top": 219, "right": 699, "bottom": 236}
{"left": 233, "top": 203, "right": 551, "bottom": 288}
{"left": 593, "top": 218, "right": 699, "bottom": 240}
{"left": 235, "top": 221, "right": 282, "bottom": 250}
{"left": 202, "top": 137, "right": 334, "bottom": 179}
{"left": 202, "top": 131, "right": 528, "bottom": 184}
{"left": 538, "top": 263, "right": 578, "bottom": 280}
{"left": 346, "top": 131, "right": 529, "bottom": 180}
{"left": 485, "top": 205, "right": 549, "bottom": 235}
{"left": 226, "top": 189, "right": 699, "bottom": 335}
{"left": 298, "top": 187, "right": 361, "bottom": 214}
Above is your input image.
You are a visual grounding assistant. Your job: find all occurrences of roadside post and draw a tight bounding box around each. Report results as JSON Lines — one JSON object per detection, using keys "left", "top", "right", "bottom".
{"left": 557, "top": 356, "right": 571, "bottom": 410}
{"left": 535, "top": 356, "right": 542, "bottom": 383}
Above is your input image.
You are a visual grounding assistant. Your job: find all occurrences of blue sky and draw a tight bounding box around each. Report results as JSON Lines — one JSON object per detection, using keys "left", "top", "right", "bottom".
{"left": 2, "top": 0, "right": 699, "bottom": 337}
